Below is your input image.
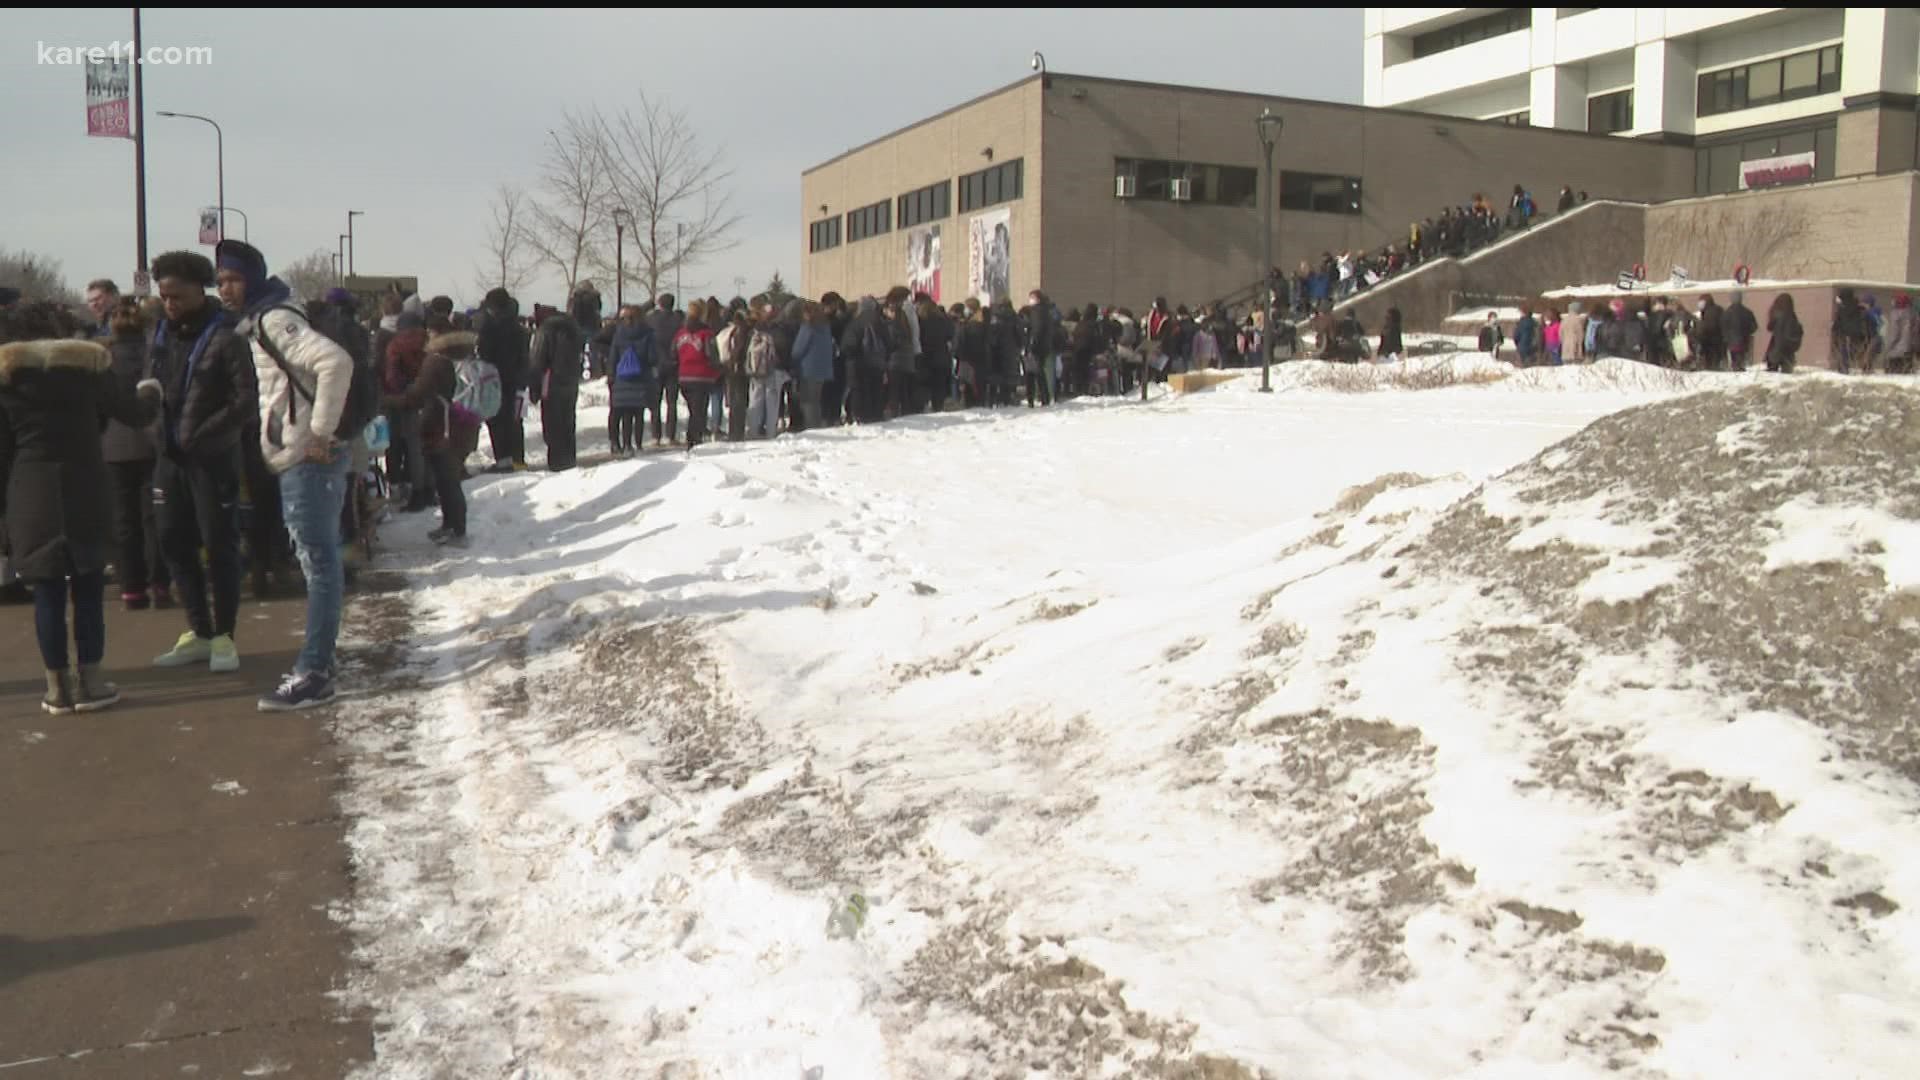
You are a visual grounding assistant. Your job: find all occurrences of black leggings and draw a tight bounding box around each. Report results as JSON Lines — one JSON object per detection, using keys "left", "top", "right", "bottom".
{"left": 109, "top": 459, "right": 168, "bottom": 593}
{"left": 679, "top": 381, "right": 715, "bottom": 447}
{"left": 648, "top": 370, "right": 680, "bottom": 443}
{"left": 429, "top": 446, "right": 467, "bottom": 536}
{"left": 33, "top": 572, "right": 106, "bottom": 671}
{"left": 609, "top": 406, "right": 642, "bottom": 452}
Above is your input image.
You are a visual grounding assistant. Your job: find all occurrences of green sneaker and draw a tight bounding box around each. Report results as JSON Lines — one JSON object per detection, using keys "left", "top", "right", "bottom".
{"left": 154, "top": 631, "right": 214, "bottom": 668}
{"left": 209, "top": 634, "right": 240, "bottom": 674}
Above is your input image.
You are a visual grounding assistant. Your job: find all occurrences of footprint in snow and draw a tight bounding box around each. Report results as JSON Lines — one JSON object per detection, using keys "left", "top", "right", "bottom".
{"left": 707, "top": 509, "right": 749, "bottom": 528}
{"left": 739, "top": 482, "right": 770, "bottom": 500}
{"left": 714, "top": 473, "right": 747, "bottom": 489}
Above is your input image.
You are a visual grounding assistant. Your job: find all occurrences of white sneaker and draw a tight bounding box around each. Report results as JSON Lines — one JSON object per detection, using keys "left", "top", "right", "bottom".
{"left": 209, "top": 634, "right": 240, "bottom": 673}
{"left": 154, "top": 631, "right": 213, "bottom": 668}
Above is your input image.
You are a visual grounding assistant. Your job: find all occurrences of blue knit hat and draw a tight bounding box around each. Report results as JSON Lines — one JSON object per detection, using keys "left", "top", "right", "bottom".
{"left": 215, "top": 239, "right": 270, "bottom": 302}
{"left": 324, "top": 286, "right": 354, "bottom": 306}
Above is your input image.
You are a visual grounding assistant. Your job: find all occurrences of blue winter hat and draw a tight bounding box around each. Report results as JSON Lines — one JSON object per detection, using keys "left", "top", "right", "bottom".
{"left": 215, "top": 239, "right": 270, "bottom": 302}
{"left": 324, "top": 286, "right": 354, "bottom": 306}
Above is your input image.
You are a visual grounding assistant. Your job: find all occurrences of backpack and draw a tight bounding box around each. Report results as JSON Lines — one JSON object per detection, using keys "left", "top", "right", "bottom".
{"left": 614, "top": 328, "right": 655, "bottom": 382}
{"left": 454, "top": 356, "right": 503, "bottom": 421}
{"left": 675, "top": 328, "right": 708, "bottom": 372}
{"left": 747, "top": 327, "right": 778, "bottom": 377}
{"left": 253, "top": 305, "right": 382, "bottom": 442}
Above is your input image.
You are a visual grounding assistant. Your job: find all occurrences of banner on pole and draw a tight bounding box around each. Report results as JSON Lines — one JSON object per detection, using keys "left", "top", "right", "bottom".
{"left": 198, "top": 208, "right": 220, "bottom": 246}
{"left": 85, "top": 57, "right": 132, "bottom": 139}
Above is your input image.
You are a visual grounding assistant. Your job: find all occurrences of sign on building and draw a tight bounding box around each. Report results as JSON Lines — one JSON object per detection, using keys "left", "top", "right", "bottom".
{"left": 85, "top": 57, "right": 132, "bottom": 139}
{"left": 907, "top": 225, "right": 942, "bottom": 303}
{"left": 968, "top": 208, "right": 1011, "bottom": 307}
{"left": 1739, "top": 151, "right": 1816, "bottom": 190}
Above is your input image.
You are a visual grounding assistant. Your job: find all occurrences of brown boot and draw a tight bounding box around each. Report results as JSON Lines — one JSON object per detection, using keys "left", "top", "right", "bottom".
{"left": 74, "top": 664, "right": 121, "bottom": 713}
{"left": 43, "top": 670, "right": 75, "bottom": 715}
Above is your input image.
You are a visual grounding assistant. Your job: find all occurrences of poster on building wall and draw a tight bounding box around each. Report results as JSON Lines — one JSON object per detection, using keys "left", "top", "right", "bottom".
{"left": 968, "top": 207, "right": 1011, "bottom": 307}
{"left": 1740, "top": 151, "right": 1816, "bottom": 190}
{"left": 907, "top": 224, "right": 942, "bottom": 302}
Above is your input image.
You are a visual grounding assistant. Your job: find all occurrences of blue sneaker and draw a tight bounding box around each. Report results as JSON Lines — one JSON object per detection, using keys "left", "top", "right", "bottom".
{"left": 258, "top": 671, "right": 337, "bottom": 712}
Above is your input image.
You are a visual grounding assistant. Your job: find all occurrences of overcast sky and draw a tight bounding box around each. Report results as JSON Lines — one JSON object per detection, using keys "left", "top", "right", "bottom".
{"left": 5, "top": 9, "right": 1360, "bottom": 309}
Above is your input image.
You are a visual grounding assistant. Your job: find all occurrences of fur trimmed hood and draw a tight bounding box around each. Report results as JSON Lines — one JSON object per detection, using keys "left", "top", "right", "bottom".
{"left": 427, "top": 330, "right": 478, "bottom": 358}
{"left": 0, "top": 338, "right": 111, "bottom": 381}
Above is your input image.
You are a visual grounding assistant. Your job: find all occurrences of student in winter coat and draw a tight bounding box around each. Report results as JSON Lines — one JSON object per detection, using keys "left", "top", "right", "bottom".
{"left": 791, "top": 303, "right": 835, "bottom": 430}
{"left": 383, "top": 328, "right": 467, "bottom": 546}
{"left": 1, "top": 302, "right": 165, "bottom": 713}
{"left": 1764, "top": 294, "right": 1804, "bottom": 374}
{"left": 1831, "top": 288, "right": 1872, "bottom": 374}
{"left": 819, "top": 293, "right": 850, "bottom": 425}
{"left": 530, "top": 295, "right": 588, "bottom": 470}
{"left": 1543, "top": 312, "right": 1563, "bottom": 366}
{"left": 146, "top": 250, "right": 258, "bottom": 676}
{"left": 1377, "top": 307, "right": 1405, "bottom": 363}
{"left": 1880, "top": 293, "right": 1916, "bottom": 374}
{"left": 1556, "top": 186, "right": 1576, "bottom": 214}
{"left": 1513, "top": 306, "right": 1540, "bottom": 366}
{"left": 881, "top": 290, "right": 918, "bottom": 418}
{"left": 743, "top": 302, "right": 787, "bottom": 438}
{"left": 1721, "top": 292, "right": 1759, "bottom": 371}
{"left": 1594, "top": 299, "right": 1648, "bottom": 361}
{"left": 837, "top": 297, "right": 885, "bottom": 423}
{"left": 1692, "top": 296, "right": 1726, "bottom": 370}
{"left": 216, "top": 239, "right": 360, "bottom": 710}
{"left": 1585, "top": 305, "right": 1605, "bottom": 358}
{"left": 645, "top": 295, "right": 684, "bottom": 445}
{"left": 475, "top": 289, "right": 529, "bottom": 471}
{"left": 672, "top": 300, "right": 722, "bottom": 448}
{"left": 1477, "top": 313, "right": 1505, "bottom": 355}
{"left": 917, "top": 299, "right": 955, "bottom": 411}
{"left": 606, "top": 306, "right": 656, "bottom": 457}
{"left": 101, "top": 297, "right": 170, "bottom": 610}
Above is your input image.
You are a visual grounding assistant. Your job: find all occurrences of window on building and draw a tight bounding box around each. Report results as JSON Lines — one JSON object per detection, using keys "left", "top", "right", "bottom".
{"left": 959, "top": 158, "right": 1024, "bottom": 212}
{"left": 1493, "top": 110, "right": 1531, "bottom": 127}
{"left": 845, "top": 198, "right": 891, "bottom": 243}
{"left": 896, "top": 180, "right": 951, "bottom": 229}
{"left": 1115, "top": 158, "right": 1258, "bottom": 206}
{"left": 1558, "top": 7, "right": 1599, "bottom": 17}
{"left": 1588, "top": 89, "right": 1633, "bottom": 134}
{"left": 808, "top": 216, "right": 842, "bottom": 253}
{"left": 1697, "top": 44, "right": 1842, "bottom": 118}
{"left": 1278, "top": 171, "right": 1362, "bottom": 215}
{"left": 1409, "top": 8, "right": 1531, "bottom": 60}
{"left": 1692, "top": 121, "right": 1838, "bottom": 194}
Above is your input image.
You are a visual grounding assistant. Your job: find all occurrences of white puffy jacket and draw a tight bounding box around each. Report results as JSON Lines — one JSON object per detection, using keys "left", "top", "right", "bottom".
{"left": 243, "top": 304, "right": 353, "bottom": 474}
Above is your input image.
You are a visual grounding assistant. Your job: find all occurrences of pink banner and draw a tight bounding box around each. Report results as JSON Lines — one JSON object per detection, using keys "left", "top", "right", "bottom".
{"left": 85, "top": 58, "right": 131, "bottom": 139}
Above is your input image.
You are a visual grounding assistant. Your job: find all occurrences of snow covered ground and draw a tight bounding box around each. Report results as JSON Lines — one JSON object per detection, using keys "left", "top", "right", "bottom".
{"left": 333, "top": 358, "right": 1920, "bottom": 1079}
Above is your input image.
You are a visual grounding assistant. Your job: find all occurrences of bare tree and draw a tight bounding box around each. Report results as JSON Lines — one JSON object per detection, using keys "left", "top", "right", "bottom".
{"left": 1645, "top": 201, "right": 1847, "bottom": 282}
{"left": 526, "top": 111, "right": 612, "bottom": 301}
{"left": 0, "top": 248, "right": 82, "bottom": 308}
{"left": 279, "top": 249, "right": 337, "bottom": 303}
{"left": 474, "top": 183, "right": 537, "bottom": 299}
{"left": 592, "top": 91, "right": 743, "bottom": 304}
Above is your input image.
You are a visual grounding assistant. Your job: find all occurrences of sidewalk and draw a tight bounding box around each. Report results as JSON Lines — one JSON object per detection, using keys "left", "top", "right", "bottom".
{"left": 0, "top": 591, "right": 371, "bottom": 1077}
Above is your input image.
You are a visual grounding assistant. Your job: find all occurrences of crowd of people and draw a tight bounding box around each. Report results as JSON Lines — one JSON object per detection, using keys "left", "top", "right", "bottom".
{"left": 1285, "top": 183, "right": 1587, "bottom": 316}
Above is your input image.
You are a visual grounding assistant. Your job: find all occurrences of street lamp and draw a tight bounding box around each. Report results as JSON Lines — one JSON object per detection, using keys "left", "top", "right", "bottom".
{"left": 612, "top": 207, "right": 635, "bottom": 310}
{"left": 156, "top": 110, "right": 224, "bottom": 242}
{"left": 346, "top": 210, "right": 364, "bottom": 278}
{"left": 1256, "top": 108, "right": 1285, "bottom": 394}
{"left": 220, "top": 206, "right": 249, "bottom": 243}
{"left": 338, "top": 234, "right": 349, "bottom": 285}
{"left": 675, "top": 222, "right": 684, "bottom": 301}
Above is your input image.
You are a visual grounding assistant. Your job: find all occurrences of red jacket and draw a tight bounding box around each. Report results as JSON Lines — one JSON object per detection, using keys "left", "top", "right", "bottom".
{"left": 674, "top": 322, "right": 720, "bottom": 382}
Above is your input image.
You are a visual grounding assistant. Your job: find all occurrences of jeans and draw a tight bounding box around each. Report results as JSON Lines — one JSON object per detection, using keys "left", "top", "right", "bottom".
{"left": 154, "top": 451, "right": 243, "bottom": 640}
{"left": 279, "top": 448, "right": 351, "bottom": 678}
{"left": 747, "top": 371, "right": 788, "bottom": 436}
{"left": 109, "top": 459, "right": 168, "bottom": 594}
{"left": 708, "top": 378, "right": 725, "bottom": 431}
{"left": 680, "top": 380, "right": 715, "bottom": 447}
{"left": 648, "top": 368, "right": 680, "bottom": 444}
{"left": 33, "top": 571, "right": 105, "bottom": 670}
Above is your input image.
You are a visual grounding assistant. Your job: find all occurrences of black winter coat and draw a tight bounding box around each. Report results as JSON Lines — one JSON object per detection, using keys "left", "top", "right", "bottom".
{"left": 476, "top": 302, "right": 529, "bottom": 386}
{"left": 919, "top": 308, "right": 954, "bottom": 368}
{"left": 149, "top": 303, "right": 256, "bottom": 464}
{"left": 1766, "top": 313, "right": 1803, "bottom": 369}
{"left": 647, "top": 309, "right": 686, "bottom": 377}
{"left": 1721, "top": 302, "right": 1759, "bottom": 354}
{"left": 531, "top": 314, "right": 585, "bottom": 398}
{"left": 102, "top": 332, "right": 160, "bottom": 464}
{"left": 0, "top": 339, "right": 160, "bottom": 580}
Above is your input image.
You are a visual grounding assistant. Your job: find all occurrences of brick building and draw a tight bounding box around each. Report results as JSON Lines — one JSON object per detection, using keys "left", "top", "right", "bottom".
{"left": 800, "top": 72, "right": 1695, "bottom": 311}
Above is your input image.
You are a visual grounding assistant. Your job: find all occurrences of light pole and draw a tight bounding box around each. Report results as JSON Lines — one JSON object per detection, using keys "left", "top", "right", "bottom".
{"left": 346, "top": 210, "right": 364, "bottom": 278}
{"left": 338, "top": 234, "right": 349, "bottom": 285}
{"left": 1257, "top": 108, "right": 1284, "bottom": 394}
{"left": 156, "top": 110, "right": 223, "bottom": 242}
{"left": 613, "top": 207, "right": 634, "bottom": 310}
{"left": 221, "top": 206, "right": 249, "bottom": 242}
{"left": 675, "top": 222, "right": 684, "bottom": 301}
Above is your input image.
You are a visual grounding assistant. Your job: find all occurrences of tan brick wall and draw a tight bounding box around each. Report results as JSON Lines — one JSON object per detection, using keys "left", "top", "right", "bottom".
{"left": 1835, "top": 108, "right": 1884, "bottom": 178}
{"left": 802, "top": 84, "right": 1042, "bottom": 304}
{"left": 1039, "top": 75, "right": 1694, "bottom": 311}
{"left": 1645, "top": 172, "right": 1917, "bottom": 282}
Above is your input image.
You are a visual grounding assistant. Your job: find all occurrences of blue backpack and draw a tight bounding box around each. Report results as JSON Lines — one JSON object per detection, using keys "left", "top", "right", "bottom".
{"left": 613, "top": 327, "right": 655, "bottom": 381}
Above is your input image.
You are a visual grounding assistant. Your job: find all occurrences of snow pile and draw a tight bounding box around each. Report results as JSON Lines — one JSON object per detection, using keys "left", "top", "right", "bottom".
{"left": 334, "top": 374, "right": 1920, "bottom": 1079}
